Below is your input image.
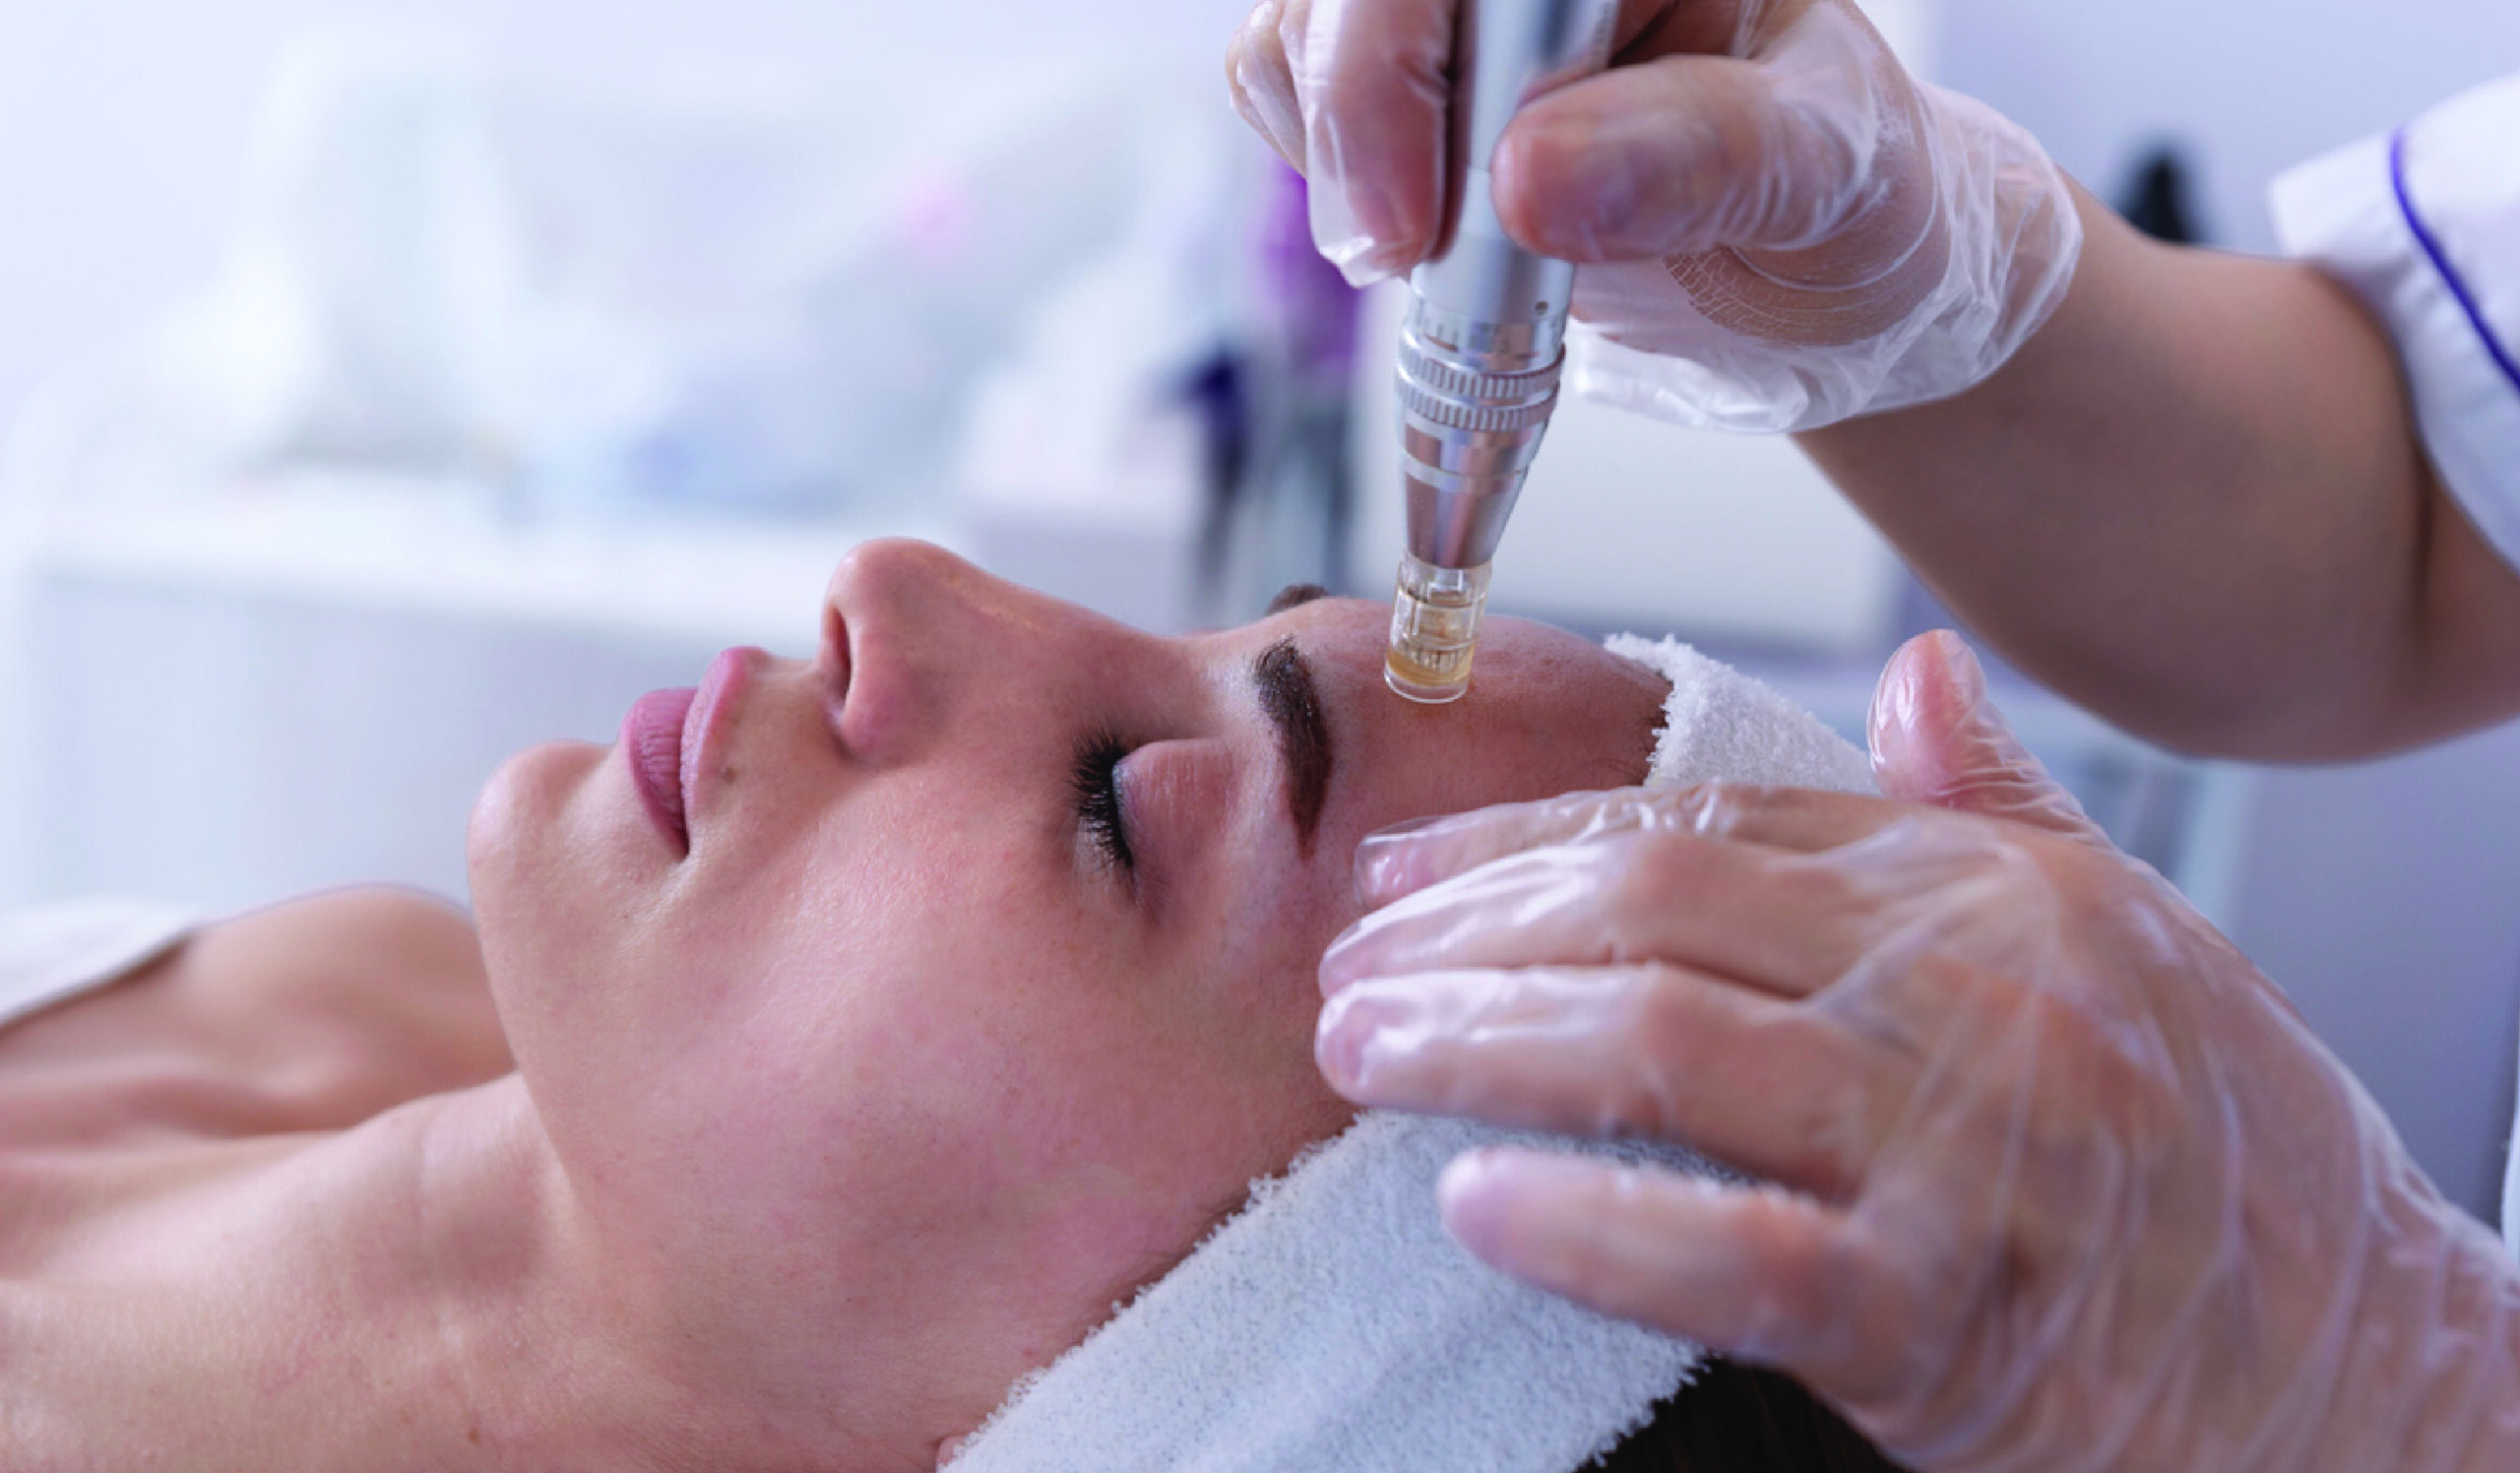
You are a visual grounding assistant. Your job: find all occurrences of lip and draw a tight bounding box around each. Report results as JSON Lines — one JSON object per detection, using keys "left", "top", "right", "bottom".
{"left": 623, "top": 687, "right": 697, "bottom": 851}
{"left": 621, "top": 647, "right": 764, "bottom": 855}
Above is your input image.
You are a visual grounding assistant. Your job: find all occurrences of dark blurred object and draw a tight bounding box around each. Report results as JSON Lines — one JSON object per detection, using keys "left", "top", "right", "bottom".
{"left": 1597, "top": 1357, "right": 1915, "bottom": 1472}
{"left": 2116, "top": 143, "right": 2211, "bottom": 245}
{"left": 1196, "top": 161, "right": 1364, "bottom": 621}
{"left": 1185, "top": 351, "right": 1253, "bottom": 603}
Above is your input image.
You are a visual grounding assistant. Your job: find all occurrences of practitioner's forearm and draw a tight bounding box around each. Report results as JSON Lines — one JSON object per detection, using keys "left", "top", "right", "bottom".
{"left": 1799, "top": 183, "right": 2520, "bottom": 759}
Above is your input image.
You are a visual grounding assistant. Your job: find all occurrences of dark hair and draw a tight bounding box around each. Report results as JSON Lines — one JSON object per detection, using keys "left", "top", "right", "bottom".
{"left": 1594, "top": 1357, "right": 1914, "bottom": 1473}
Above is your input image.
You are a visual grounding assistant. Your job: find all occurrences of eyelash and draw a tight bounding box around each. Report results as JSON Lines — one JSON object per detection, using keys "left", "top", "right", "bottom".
{"left": 1071, "top": 733, "right": 1136, "bottom": 875}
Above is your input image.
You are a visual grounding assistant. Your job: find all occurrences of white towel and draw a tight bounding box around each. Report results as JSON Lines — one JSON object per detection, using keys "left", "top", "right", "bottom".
{"left": 947, "top": 637, "right": 1875, "bottom": 1473}
{"left": 1606, "top": 634, "right": 1875, "bottom": 796}
{"left": 0, "top": 898, "right": 204, "bottom": 1034}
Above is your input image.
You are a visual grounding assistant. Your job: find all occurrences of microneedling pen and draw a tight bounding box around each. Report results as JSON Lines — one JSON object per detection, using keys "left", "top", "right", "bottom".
{"left": 1385, "top": 0, "right": 1617, "bottom": 705}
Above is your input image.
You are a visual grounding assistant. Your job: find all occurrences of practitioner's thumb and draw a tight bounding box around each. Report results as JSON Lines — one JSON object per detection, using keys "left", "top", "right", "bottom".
{"left": 1869, "top": 631, "right": 2109, "bottom": 846}
{"left": 1491, "top": 6, "right": 1904, "bottom": 264}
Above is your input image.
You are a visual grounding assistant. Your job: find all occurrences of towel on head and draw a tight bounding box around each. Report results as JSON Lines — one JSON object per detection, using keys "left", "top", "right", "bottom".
{"left": 1606, "top": 634, "right": 1875, "bottom": 796}
{"left": 946, "top": 636, "right": 1875, "bottom": 1473}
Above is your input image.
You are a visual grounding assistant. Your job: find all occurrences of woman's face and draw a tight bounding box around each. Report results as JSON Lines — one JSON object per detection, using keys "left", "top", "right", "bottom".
{"left": 467, "top": 540, "right": 1666, "bottom": 1461}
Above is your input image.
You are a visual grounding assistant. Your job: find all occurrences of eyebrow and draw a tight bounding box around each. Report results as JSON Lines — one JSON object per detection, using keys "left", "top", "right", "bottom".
{"left": 1253, "top": 638, "right": 1334, "bottom": 851}
{"left": 1265, "top": 582, "right": 1332, "bottom": 615}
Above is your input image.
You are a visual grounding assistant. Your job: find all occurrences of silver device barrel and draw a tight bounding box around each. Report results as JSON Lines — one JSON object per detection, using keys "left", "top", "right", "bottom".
{"left": 1386, "top": 0, "right": 1617, "bottom": 704}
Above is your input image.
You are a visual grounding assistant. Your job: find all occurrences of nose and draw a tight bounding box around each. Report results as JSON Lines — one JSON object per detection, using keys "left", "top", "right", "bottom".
{"left": 818, "top": 539, "right": 1099, "bottom": 764}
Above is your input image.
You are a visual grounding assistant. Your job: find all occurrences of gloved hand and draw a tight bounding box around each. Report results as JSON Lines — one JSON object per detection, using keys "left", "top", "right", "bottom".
{"left": 1227, "top": 0, "right": 2084, "bottom": 431}
{"left": 1315, "top": 631, "right": 2520, "bottom": 1473}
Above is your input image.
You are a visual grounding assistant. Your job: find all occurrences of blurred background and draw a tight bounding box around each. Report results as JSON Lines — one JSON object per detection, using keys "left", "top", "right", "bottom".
{"left": 1, "top": 0, "right": 2516, "bottom": 1221}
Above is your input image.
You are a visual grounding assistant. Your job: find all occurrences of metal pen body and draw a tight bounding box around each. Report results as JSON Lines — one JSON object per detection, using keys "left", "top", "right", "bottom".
{"left": 1386, "top": 0, "right": 1617, "bottom": 704}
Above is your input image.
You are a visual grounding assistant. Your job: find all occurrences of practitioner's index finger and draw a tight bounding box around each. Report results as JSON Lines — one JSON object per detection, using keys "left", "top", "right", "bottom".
{"left": 1354, "top": 782, "right": 1917, "bottom": 908}
{"left": 1667, "top": 782, "right": 1918, "bottom": 855}
{"left": 1352, "top": 788, "right": 1675, "bottom": 907}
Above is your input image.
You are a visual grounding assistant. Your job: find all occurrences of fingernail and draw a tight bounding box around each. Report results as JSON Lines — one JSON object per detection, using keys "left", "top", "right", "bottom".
{"left": 1354, "top": 824, "right": 1438, "bottom": 904}
{"left": 1367, "top": 813, "right": 1450, "bottom": 842}
{"left": 1437, "top": 1148, "right": 1602, "bottom": 1265}
{"left": 1227, "top": 27, "right": 1304, "bottom": 167}
{"left": 1589, "top": 151, "right": 1645, "bottom": 244}
{"left": 1314, "top": 1005, "right": 1366, "bottom": 1091}
{"left": 1871, "top": 629, "right": 1982, "bottom": 781}
{"left": 1551, "top": 129, "right": 1645, "bottom": 258}
{"left": 1934, "top": 630, "right": 1986, "bottom": 716}
{"left": 1319, "top": 907, "right": 1419, "bottom": 999}
{"left": 1434, "top": 1148, "right": 1516, "bottom": 1257}
{"left": 1318, "top": 232, "right": 1403, "bottom": 287}
{"left": 1353, "top": 837, "right": 1406, "bottom": 896}
{"left": 1314, "top": 987, "right": 1411, "bottom": 1093}
{"left": 1317, "top": 921, "right": 1376, "bottom": 997}
{"left": 1311, "top": 172, "right": 1416, "bottom": 286}
{"left": 1230, "top": 80, "right": 1303, "bottom": 170}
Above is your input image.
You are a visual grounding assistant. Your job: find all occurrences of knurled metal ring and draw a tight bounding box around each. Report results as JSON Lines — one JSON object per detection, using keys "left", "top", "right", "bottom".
{"left": 1396, "top": 374, "right": 1560, "bottom": 433}
{"left": 1395, "top": 334, "right": 1564, "bottom": 408}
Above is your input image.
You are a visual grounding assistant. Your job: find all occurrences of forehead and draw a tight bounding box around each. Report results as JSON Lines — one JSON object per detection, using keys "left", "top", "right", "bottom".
{"left": 1214, "top": 596, "right": 1667, "bottom": 814}
{"left": 1232, "top": 597, "right": 1624, "bottom": 689}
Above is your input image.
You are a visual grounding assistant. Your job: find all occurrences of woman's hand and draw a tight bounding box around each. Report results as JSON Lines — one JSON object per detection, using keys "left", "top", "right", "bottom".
{"left": 1227, "top": 0, "right": 2084, "bottom": 430}
{"left": 1315, "top": 632, "right": 2520, "bottom": 1473}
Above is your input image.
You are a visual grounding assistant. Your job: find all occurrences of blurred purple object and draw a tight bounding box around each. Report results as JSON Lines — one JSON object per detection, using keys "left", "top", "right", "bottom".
{"left": 1257, "top": 161, "right": 1360, "bottom": 386}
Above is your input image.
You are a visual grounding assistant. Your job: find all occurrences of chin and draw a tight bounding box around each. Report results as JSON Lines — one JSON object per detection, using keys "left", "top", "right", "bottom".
{"left": 466, "top": 739, "right": 623, "bottom": 1058}
{"left": 467, "top": 738, "right": 608, "bottom": 904}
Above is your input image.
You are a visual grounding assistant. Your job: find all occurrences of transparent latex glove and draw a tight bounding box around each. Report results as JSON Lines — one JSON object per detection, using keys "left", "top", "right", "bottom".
{"left": 1227, "top": 0, "right": 2083, "bottom": 430}
{"left": 1313, "top": 632, "right": 2520, "bottom": 1473}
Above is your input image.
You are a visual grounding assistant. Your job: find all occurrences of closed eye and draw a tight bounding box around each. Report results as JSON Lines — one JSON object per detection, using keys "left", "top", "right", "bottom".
{"left": 1072, "top": 732, "right": 1135, "bottom": 877}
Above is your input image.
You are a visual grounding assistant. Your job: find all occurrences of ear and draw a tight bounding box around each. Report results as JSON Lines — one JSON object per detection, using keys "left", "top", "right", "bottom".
{"left": 1867, "top": 631, "right": 2111, "bottom": 848}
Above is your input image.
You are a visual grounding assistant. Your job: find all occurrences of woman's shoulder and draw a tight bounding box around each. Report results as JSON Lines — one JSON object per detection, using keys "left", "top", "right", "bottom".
{"left": 0, "top": 886, "right": 512, "bottom": 1156}
{"left": 191, "top": 887, "right": 492, "bottom": 1025}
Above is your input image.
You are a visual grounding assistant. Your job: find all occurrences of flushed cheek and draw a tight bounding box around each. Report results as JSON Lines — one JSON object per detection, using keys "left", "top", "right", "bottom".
{"left": 854, "top": 1011, "right": 1230, "bottom": 1201}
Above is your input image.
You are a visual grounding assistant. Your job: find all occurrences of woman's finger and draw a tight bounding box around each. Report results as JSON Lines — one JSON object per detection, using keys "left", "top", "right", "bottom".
{"left": 1329, "top": 826, "right": 1904, "bottom": 998}
{"left": 1317, "top": 965, "right": 1892, "bottom": 1197}
{"left": 1436, "top": 1147, "right": 1917, "bottom": 1399}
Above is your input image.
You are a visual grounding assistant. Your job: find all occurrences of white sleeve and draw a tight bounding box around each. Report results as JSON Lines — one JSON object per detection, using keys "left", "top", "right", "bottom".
{"left": 2269, "top": 70, "right": 2520, "bottom": 575}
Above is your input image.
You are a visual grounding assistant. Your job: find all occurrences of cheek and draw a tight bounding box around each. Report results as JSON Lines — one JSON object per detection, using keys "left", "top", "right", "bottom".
{"left": 1410, "top": 683, "right": 1660, "bottom": 815}
{"left": 798, "top": 922, "right": 1338, "bottom": 1306}
{"left": 632, "top": 821, "right": 1127, "bottom": 1176}
{"left": 487, "top": 748, "right": 1355, "bottom": 1345}
{"left": 665, "top": 929, "right": 1251, "bottom": 1332}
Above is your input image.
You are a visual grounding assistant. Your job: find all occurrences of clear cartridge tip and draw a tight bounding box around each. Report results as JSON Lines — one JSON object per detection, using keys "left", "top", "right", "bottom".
{"left": 1384, "top": 552, "right": 1492, "bottom": 705}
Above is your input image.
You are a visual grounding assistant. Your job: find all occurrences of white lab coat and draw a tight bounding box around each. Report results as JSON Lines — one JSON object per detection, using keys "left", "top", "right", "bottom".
{"left": 2267, "top": 68, "right": 2520, "bottom": 1253}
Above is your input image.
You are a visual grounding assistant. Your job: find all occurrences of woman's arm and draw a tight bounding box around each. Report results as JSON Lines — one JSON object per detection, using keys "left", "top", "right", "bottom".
{"left": 1799, "top": 183, "right": 2520, "bottom": 759}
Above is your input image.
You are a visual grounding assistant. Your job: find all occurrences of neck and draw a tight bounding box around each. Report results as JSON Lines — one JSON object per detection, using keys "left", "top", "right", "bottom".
{"left": 4, "top": 1080, "right": 820, "bottom": 1473}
